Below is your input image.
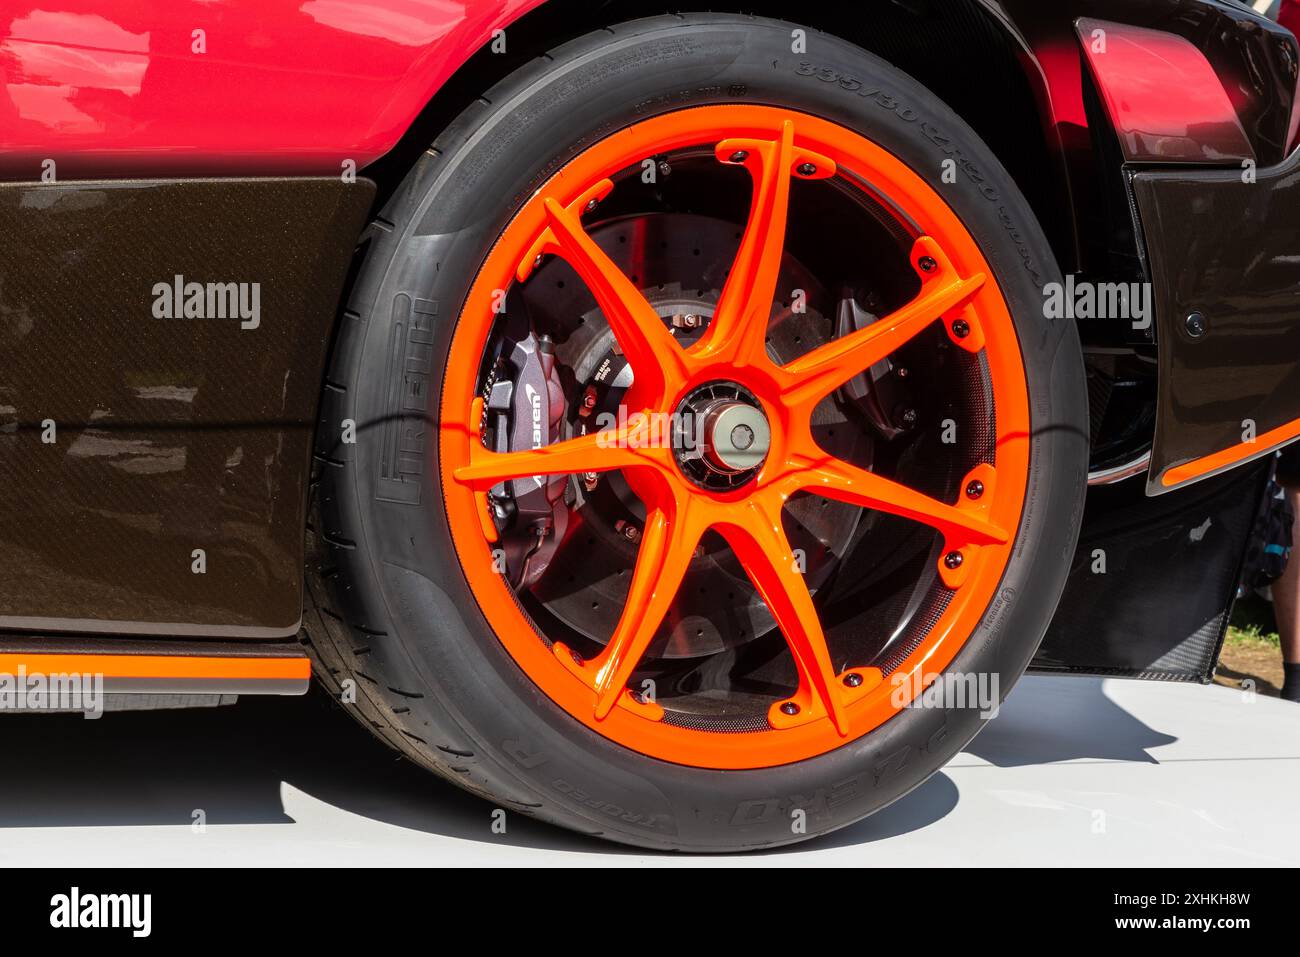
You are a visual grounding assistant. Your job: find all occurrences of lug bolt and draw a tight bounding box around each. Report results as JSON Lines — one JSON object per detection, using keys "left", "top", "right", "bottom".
{"left": 797, "top": 162, "right": 817, "bottom": 176}
{"left": 918, "top": 255, "right": 938, "bottom": 273}
{"left": 1185, "top": 311, "right": 1207, "bottom": 338}
{"left": 658, "top": 160, "right": 672, "bottom": 178}
{"left": 965, "top": 479, "right": 985, "bottom": 499}
{"left": 843, "top": 672, "right": 864, "bottom": 688}
{"left": 585, "top": 198, "right": 599, "bottom": 213}
{"left": 779, "top": 701, "right": 800, "bottom": 716}
{"left": 901, "top": 408, "right": 918, "bottom": 427}
{"left": 534, "top": 254, "right": 543, "bottom": 269}
{"left": 729, "top": 150, "right": 749, "bottom": 163}
{"left": 951, "top": 319, "right": 971, "bottom": 339}
{"left": 944, "top": 551, "right": 964, "bottom": 570}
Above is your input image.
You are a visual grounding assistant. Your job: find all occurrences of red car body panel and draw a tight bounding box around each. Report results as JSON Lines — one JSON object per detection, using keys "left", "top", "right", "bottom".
{"left": 1075, "top": 17, "right": 1253, "bottom": 164}
{"left": 1283, "top": 0, "right": 1300, "bottom": 36}
{"left": 4, "top": 0, "right": 1293, "bottom": 180}
{"left": 0, "top": 0, "right": 544, "bottom": 177}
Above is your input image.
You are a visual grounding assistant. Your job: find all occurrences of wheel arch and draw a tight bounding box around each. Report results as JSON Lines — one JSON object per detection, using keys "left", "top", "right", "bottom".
{"left": 363, "top": 0, "right": 1076, "bottom": 274}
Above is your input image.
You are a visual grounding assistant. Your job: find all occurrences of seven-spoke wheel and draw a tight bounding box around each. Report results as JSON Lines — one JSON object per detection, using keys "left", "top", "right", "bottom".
{"left": 441, "top": 106, "right": 1030, "bottom": 767}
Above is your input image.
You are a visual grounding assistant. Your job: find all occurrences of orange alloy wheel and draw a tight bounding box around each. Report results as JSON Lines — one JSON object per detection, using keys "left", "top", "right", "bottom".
{"left": 440, "top": 105, "right": 1030, "bottom": 769}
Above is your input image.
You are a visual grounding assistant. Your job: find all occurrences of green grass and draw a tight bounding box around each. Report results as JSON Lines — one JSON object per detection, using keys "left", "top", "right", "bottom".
{"left": 1227, "top": 593, "right": 1281, "bottom": 647}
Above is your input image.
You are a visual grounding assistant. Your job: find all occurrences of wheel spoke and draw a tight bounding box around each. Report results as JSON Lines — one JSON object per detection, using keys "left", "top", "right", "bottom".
{"left": 453, "top": 414, "right": 668, "bottom": 490}
{"left": 695, "top": 121, "right": 833, "bottom": 369}
{"left": 788, "top": 454, "right": 1008, "bottom": 548}
{"left": 587, "top": 496, "right": 702, "bottom": 719}
{"left": 720, "top": 495, "right": 848, "bottom": 735}
{"left": 781, "top": 256, "right": 986, "bottom": 409}
{"left": 532, "top": 190, "right": 688, "bottom": 402}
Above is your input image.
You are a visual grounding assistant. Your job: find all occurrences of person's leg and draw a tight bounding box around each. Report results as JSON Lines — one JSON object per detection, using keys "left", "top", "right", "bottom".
{"left": 1277, "top": 484, "right": 1300, "bottom": 702}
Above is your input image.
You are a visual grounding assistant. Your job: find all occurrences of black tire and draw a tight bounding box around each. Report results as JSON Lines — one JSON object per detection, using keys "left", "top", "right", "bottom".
{"left": 304, "top": 12, "right": 1088, "bottom": 852}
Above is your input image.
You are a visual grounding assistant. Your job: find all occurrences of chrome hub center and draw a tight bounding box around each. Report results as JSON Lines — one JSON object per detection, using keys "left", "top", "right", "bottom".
{"left": 702, "top": 400, "right": 770, "bottom": 472}
{"left": 673, "top": 381, "right": 770, "bottom": 489}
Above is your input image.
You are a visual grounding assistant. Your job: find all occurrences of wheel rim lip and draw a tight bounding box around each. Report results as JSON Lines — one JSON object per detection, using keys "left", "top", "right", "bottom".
{"left": 438, "top": 104, "right": 1031, "bottom": 769}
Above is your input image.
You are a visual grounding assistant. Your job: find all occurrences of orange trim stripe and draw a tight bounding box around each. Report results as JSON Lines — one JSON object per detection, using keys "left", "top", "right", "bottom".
{"left": 1162, "top": 418, "right": 1300, "bottom": 487}
{"left": 0, "top": 653, "right": 310, "bottom": 681}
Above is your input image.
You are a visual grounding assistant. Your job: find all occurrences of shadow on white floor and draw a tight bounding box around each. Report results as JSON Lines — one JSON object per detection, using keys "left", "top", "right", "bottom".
{"left": 0, "top": 675, "right": 1295, "bottom": 864}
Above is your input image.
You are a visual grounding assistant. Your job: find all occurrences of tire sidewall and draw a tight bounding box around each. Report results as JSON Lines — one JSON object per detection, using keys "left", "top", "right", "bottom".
{"left": 330, "top": 14, "right": 1087, "bottom": 850}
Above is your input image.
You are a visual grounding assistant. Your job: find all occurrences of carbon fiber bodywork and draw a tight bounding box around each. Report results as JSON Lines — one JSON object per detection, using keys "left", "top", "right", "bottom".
{"left": 0, "top": 178, "right": 374, "bottom": 637}
{"left": 1032, "top": 459, "right": 1270, "bottom": 681}
{"left": 1133, "top": 153, "right": 1300, "bottom": 492}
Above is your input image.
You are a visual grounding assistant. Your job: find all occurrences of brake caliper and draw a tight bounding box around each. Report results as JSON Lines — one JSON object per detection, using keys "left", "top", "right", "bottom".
{"left": 483, "top": 330, "right": 569, "bottom": 588}
{"left": 834, "top": 292, "right": 911, "bottom": 440}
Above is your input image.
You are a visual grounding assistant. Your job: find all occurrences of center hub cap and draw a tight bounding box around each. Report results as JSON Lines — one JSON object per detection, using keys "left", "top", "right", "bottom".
{"left": 673, "top": 381, "right": 770, "bottom": 489}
